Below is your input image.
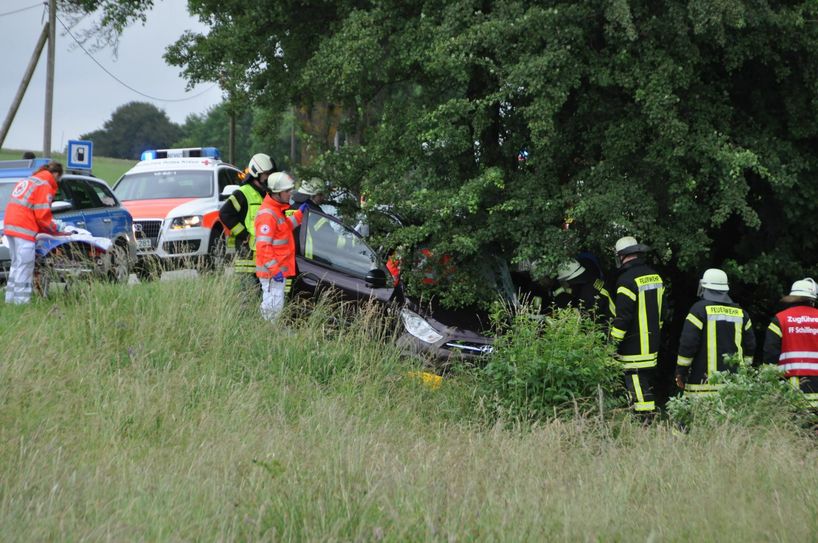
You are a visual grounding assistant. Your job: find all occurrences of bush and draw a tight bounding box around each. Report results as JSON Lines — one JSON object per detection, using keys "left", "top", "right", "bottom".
{"left": 666, "top": 363, "right": 817, "bottom": 432}
{"left": 477, "top": 307, "right": 625, "bottom": 421}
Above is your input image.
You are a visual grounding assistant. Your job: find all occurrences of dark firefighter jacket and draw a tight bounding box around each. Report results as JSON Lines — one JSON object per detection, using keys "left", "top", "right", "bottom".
{"left": 219, "top": 181, "right": 266, "bottom": 272}
{"left": 676, "top": 298, "right": 755, "bottom": 392}
{"left": 610, "top": 258, "right": 665, "bottom": 369}
{"left": 552, "top": 269, "right": 615, "bottom": 323}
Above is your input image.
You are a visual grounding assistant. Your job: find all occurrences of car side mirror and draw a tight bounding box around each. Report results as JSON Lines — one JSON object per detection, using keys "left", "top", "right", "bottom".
{"left": 51, "top": 200, "right": 73, "bottom": 212}
{"left": 220, "top": 184, "right": 240, "bottom": 200}
{"left": 365, "top": 268, "right": 387, "bottom": 288}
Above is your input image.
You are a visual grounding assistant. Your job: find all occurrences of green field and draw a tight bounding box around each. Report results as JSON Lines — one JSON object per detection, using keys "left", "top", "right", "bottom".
{"left": 0, "top": 148, "right": 136, "bottom": 186}
{"left": 1, "top": 276, "right": 817, "bottom": 541}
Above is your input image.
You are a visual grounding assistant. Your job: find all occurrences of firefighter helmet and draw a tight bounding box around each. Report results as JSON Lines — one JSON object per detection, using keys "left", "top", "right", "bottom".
{"left": 247, "top": 153, "right": 276, "bottom": 178}
{"left": 556, "top": 259, "right": 585, "bottom": 282}
{"left": 298, "top": 177, "right": 325, "bottom": 196}
{"left": 789, "top": 277, "right": 818, "bottom": 299}
{"left": 267, "top": 172, "right": 295, "bottom": 193}
{"left": 699, "top": 268, "right": 729, "bottom": 292}
{"left": 614, "top": 236, "right": 650, "bottom": 256}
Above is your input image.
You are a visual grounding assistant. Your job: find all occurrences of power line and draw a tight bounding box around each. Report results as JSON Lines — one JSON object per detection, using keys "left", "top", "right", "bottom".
{"left": 0, "top": 2, "right": 45, "bottom": 18}
{"left": 55, "top": 13, "right": 217, "bottom": 103}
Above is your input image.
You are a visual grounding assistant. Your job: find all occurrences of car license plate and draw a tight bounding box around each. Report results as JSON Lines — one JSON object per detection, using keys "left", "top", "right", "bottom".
{"left": 136, "top": 238, "right": 152, "bottom": 250}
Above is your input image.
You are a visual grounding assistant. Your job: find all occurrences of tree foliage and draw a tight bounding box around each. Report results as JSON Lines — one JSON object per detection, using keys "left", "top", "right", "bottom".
{"left": 86, "top": 1, "right": 818, "bottom": 313}
{"left": 80, "top": 102, "right": 181, "bottom": 159}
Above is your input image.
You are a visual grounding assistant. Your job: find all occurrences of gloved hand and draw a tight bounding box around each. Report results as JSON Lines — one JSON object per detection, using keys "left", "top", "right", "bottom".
{"left": 273, "top": 271, "right": 285, "bottom": 283}
{"left": 298, "top": 202, "right": 309, "bottom": 213}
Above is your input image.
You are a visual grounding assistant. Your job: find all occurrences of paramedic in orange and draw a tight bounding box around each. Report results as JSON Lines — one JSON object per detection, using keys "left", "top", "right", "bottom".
{"left": 4, "top": 162, "right": 65, "bottom": 304}
{"left": 254, "top": 172, "right": 308, "bottom": 321}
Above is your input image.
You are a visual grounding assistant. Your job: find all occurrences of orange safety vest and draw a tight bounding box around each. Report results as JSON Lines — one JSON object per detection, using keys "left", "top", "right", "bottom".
{"left": 254, "top": 195, "right": 302, "bottom": 279}
{"left": 3, "top": 170, "right": 59, "bottom": 241}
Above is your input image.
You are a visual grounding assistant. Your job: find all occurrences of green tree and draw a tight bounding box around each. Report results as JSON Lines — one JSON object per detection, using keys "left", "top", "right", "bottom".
{"left": 80, "top": 102, "right": 181, "bottom": 159}
{"left": 82, "top": 1, "right": 818, "bottom": 314}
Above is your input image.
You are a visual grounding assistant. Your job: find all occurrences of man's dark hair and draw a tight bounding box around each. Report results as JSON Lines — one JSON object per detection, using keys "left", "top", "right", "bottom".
{"left": 22, "top": 151, "right": 36, "bottom": 160}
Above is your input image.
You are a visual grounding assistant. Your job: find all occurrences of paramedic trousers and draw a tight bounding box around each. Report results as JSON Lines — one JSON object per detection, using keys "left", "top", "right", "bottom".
{"left": 5, "top": 236, "right": 36, "bottom": 305}
{"left": 259, "top": 277, "right": 286, "bottom": 322}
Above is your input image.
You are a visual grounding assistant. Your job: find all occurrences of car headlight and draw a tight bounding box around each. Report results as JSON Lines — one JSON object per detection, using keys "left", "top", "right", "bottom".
{"left": 169, "top": 215, "right": 203, "bottom": 230}
{"left": 401, "top": 308, "right": 444, "bottom": 344}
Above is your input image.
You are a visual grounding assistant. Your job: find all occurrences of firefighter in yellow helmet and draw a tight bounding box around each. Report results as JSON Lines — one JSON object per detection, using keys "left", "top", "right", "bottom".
{"left": 610, "top": 236, "right": 665, "bottom": 416}
{"left": 552, "top": 258, "right": 614, "bottom": 323}
{"left": 675, "top": 268, "right": 755, "bottom": 396}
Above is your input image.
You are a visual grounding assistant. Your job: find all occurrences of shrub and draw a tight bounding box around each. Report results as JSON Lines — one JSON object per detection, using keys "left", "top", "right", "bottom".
{"left": 477, "top": 306, "right": 625, "bottom": 421}
{"left": 666, "top": 363, "right": 817, "bottom": 432}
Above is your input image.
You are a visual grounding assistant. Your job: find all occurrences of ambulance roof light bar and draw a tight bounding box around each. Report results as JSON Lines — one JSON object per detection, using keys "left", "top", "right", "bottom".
{"left": 139, "top": 147, "right": 221, "bottom": 161}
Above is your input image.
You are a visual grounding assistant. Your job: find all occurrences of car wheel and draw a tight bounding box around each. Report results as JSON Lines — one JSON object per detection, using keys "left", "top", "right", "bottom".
{"left": 134, "top": 259, "right": 160, "bottom": 282}
{"left": 107, "top": 244, "right": 130, "bottom": 283}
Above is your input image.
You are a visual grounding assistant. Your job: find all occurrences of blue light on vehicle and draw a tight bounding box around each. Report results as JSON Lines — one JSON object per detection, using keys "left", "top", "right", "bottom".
{"left": 140, "top": 150, "right": 157, "bottom": 161}
{"left": 201, "top": 147, "right": 220, "bottom": 159}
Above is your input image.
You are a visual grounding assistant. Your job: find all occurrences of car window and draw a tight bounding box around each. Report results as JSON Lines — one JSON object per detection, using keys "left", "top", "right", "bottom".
{"left": 303, "top": 211, "right": 379, "bottom": 277}
{"left": 86, "top": 180, "right": 118, "bottom": 207}
{"left": 0, "top": 181, "right": 16, "bottom": 209}
{"left": 64, "top": 179, "right": 103, "bottom": 210}
{"left": 218, "top": 168, "right": 241, "bottom": 193}
{"left": 114, "top": 170, "right": 214, "bottom": 200}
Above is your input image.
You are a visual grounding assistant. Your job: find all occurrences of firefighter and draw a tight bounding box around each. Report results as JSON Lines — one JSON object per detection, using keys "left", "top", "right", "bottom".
{"left": 291, "top": 177, "right": 326, "bottom": 212}
{"left": 552, "top": 258, "right": 615, "bottom": 322}
{"left": 3, "top": 162, "right": 66, "bottom": 304}
{"left": 763, "top": 278, "right": 818, "bottom": 409}
{"left": 219, "top": 153, "right": 276, "bottom": 298}
{"left": 610, "top": 236, "right": 665, "bottom": 415}
{"left": 255, "top": 172, "right": 308, "bottom": 321}
{"left": 675, "top": 268, "right": 755, "bottom": 395}
{"left": 289, "top": 178, "right": 331, "bottom": 262}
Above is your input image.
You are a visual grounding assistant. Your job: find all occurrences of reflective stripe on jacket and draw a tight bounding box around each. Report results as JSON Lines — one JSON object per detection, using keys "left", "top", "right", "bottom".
{"left": 676, "top": 300, "right": 755, "bottom": 387}
{"left": 220, "top": 182, "right": 265, "bottom": 273}
{"left": 3, "top": 170, "right": 59, "bottom": 241}
{"left": 764, "top": 305, "right": 818, "bottom": 376}
{"left": 255, "top": 195, "right": 302, "bottom": 279}
{"left": 609, "top": 259, "right": 664, "bottom": 369}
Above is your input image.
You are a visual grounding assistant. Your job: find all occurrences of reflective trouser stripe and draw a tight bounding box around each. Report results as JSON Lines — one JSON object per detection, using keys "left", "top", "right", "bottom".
{"left": 233, "top": 258, "right": 256, "bottom": 273}
{"left": 630, "top": 374, "right": 655, "bottom": 412}
{"left": 685, "top": 383, "right": 723, "bottom": 394}
{"left": 285, "top": 277, "right": 292, "bottom": 294}
{"left": 5, "top": 236, "right": 35, "bottom": 304}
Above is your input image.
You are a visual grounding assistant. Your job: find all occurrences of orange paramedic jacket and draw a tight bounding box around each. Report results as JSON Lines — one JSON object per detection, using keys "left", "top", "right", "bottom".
{"left": 3, "top": 169, "right": 59, "bottom": 241}
{"left": 254, "top": 195, "right": 303, "bottom": 279}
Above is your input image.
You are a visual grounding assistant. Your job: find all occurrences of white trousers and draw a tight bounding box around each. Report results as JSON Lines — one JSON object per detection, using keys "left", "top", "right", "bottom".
{"left": 259, "top": 277, "right": 286, "bottom": 321}
{"left": 5, "top": 236, "right": 36, "bottom": 304}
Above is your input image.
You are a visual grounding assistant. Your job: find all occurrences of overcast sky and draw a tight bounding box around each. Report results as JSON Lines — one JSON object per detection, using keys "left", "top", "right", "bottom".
{"left": 0, "top": 0, "right": 223, "bottom": 154}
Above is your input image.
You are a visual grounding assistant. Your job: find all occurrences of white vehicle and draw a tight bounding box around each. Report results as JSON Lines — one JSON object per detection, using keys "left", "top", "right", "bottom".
{"left": 112, "top": 147, "right": 242, "bottom": 278}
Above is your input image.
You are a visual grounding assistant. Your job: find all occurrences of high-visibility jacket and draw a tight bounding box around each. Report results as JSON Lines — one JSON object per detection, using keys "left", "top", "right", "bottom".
{"left": 255, "top": 195, "right": 302, "bottom": 279}
{"left": 763, "top": 304, "right": 818, "bottom": 376}
{"left": 3, "top": 170, "right": 59, "bottom": 241}
{"left": 610, "top": 259, "right": 665, "bottom": 369}
{"left": 552, "top": 278, "right": 615, "bottom": 322}
{"left": 219, "top": 182, "right": 265, "bottom": 273}
{"left": 677, "top": 299, "right": 756, "bottom": 393}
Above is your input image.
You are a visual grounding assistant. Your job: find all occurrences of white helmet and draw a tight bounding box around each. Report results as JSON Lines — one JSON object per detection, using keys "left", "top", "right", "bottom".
{"left": 699, "top": 268, "right": 729, "bottom": 292}
{"left": 247, "top": 153, "right": 275, "bottom": 178}
{"left": 267, "top": 172, "right": 295, "bottom": 193}
{"left": 614, "top": 236, "right": 650, "bottom": 256}
{"left": 298, "top": 178, "right": 325, "bottom": 196}
{"left": 789, "top": 277, "right": 818, "bottom": 299}
{"left": 556, "top": 260, "right": 585, "bottom": 282}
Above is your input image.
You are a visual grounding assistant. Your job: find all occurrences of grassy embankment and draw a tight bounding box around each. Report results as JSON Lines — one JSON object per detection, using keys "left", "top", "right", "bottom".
{"left": 1, "top": 275, "right": 817, "bottom": 541}
{"left": 0, "top": 148, "right": 135, "bottom": 185}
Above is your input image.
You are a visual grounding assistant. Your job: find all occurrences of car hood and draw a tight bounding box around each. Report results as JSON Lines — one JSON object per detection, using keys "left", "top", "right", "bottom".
{"left": 121, "top": 198, "right": 199, "bottom": 220}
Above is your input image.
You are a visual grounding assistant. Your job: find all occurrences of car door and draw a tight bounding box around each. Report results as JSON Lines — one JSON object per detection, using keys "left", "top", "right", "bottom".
{"left": 294, "top": 209, "right": 395, "bottom": 304}
{"left": 52, "top": 179, "right": 87, "bottom": 230}
{"left": 85, "top": 178, "right": 132, "bottom": 241}
{"left": 61, "top": 178, "right": 110, "bottom": 237}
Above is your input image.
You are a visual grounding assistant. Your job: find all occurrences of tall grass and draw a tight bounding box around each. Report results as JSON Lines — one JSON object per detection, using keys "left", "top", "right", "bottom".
{"left": 1, "top": 276, "right": 817, "bottom": 541}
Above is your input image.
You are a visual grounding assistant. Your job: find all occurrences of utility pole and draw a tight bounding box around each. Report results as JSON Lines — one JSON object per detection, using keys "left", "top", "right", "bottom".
{"left": 0, "top": 24, "right": 49, "bottom": 149}
{"left": 43, "top": 0, "right": 56, "bottom": 155}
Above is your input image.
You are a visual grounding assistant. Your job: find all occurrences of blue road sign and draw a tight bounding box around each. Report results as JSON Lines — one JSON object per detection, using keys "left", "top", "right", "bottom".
{"left": 67, "top": 140, "right": 93, "bottom": 170}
